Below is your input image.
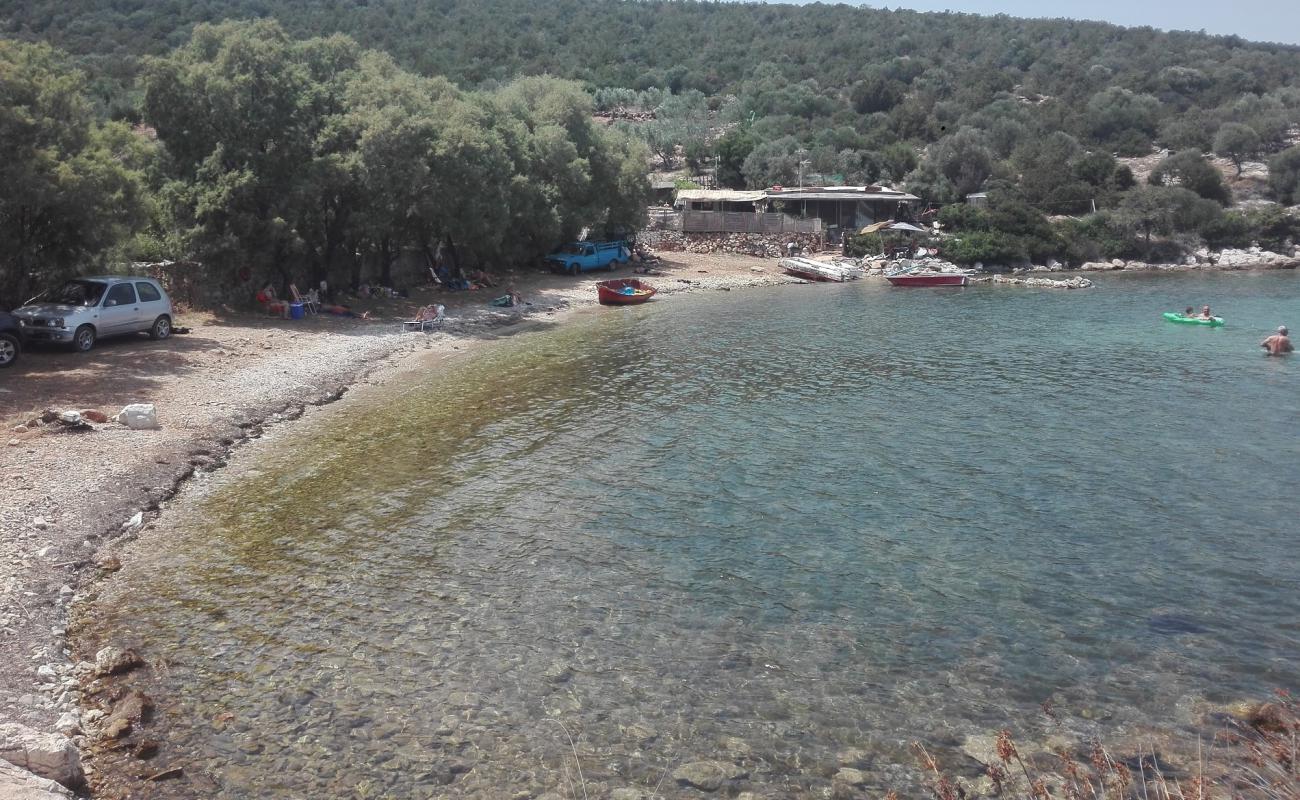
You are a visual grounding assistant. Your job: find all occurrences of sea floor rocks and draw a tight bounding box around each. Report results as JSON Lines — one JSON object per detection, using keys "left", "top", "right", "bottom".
{"left": 0, "top": 722, "right": 83, "bottom": 789}
{"left": 672, "top": 760, "right": 748, "bottom": 792}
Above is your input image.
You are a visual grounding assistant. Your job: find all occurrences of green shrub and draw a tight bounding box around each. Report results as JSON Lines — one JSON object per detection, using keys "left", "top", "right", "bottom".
{"left": 1268, "top": 146, "right": 1300, "bottom": 205}
{"left": 945, "top": 230, "right": 1026, "bottom": 266}
{"left": 1202, "top": 212, "right": 1254, "bottom": 249}
{"left": 1144, "top": 238, "right": 1189, "bottom": 263}
{"left": 1204, "top": 207, "right": 1300, "bottom": 250}
{"left": 937, "top": 203, "right": 990, "bottom": 232}
{"left": 1054, "top": 214, "right": 1133, "bottom": 265}
{"left": 841, "top": 232, "right": 883, "bottom": 257}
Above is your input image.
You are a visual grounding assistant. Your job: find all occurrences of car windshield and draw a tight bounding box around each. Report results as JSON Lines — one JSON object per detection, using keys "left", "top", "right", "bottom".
{"left": 44, "top": 280, "right": 108, "bottom": 307}
{"left": 558, "top": 243, "right": 586, "bottom": 255}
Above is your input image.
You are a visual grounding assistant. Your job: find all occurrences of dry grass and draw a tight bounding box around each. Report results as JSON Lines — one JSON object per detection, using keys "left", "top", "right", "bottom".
{"left": 912, "top": 692, "right": 1297, "bottom": 800}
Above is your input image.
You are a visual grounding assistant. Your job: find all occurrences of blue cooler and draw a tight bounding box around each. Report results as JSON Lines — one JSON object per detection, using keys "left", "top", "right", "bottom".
{"left": 289, "top": 302, "right": 305, "bottom": 319}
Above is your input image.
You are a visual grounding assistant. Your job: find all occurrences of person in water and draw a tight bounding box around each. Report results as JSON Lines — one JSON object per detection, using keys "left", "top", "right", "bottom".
{"left": 1261, "top": 326, "right": 1294, "bottom": 356}
{"left": 1197, "top": 305, "right": 1214, "bottom": 320}
{"left": 1183, "top": 306, "right": 1196, "bottom": 317}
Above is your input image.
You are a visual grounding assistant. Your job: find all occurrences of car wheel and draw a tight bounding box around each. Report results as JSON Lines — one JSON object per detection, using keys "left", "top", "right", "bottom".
{"left": 0, "top": 333, "right": 19, "bottom": 368}
{"left": 149, "top": 315, "right": 172, "bottom": 340}
{"left": 569, "top": 263, "right": 580, "bottom": 276}
{"left": 74, "top": 325, "right": 96, "bottom": 353}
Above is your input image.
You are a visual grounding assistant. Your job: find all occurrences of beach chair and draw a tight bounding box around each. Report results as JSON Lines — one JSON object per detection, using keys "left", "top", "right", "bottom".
{"left": 289, "top": 284, "right": 318, "bottom": 314}
{"left": 403, "top": 304, "right": 445, "bottom": 332}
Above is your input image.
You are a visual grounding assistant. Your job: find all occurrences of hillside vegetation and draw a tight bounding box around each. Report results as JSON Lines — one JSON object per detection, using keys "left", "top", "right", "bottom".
{"left": 3, "top": 0, "right": 1300, "bottom": 302}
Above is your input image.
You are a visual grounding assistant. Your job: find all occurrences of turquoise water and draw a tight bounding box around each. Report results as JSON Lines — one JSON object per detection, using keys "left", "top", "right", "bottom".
{"left": 82, "top": 272, "right": 1300, "bottom": 798}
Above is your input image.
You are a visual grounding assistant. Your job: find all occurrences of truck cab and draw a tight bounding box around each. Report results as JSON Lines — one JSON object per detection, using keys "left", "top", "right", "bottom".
{"left": 546, "top": 240, "right": 631, "bottom": 275}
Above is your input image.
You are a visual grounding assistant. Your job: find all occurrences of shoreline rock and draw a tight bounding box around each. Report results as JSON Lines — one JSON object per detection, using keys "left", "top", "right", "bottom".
{"left": 1077, "top": 248, "right": 1300, "bottom": 272}
{"left": 0, "top": 722, "right": 83, "bottom": 790}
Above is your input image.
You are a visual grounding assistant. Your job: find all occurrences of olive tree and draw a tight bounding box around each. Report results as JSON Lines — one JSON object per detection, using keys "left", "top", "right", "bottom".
{"left": 1213, "top": 122, "right": 1261, "bottom": 176}
{"left": 0, "top": 41, "right": 152, "bottom": 308}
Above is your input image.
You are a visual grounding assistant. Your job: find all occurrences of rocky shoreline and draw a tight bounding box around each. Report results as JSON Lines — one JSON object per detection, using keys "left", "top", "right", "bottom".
{"left": 1073, "top": 245, "right": 1300, "bottom": 272}
{"left": 0, "top": 253, "right": 803, "bottom": 798}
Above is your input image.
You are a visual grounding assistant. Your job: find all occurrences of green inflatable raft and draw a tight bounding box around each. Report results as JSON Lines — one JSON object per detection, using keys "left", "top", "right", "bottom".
{"left": 1163, "top": 312, "right": 1224, "bottom": 327}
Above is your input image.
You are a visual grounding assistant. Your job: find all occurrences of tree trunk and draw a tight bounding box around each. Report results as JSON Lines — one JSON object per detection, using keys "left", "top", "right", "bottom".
{"left": 379, "top": 236, "right": 395, "bottom": 288}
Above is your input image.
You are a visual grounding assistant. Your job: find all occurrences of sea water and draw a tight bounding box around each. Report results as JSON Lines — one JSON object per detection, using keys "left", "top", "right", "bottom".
{"left": 79, "top": 272, "right": 1300, "bottom": 798}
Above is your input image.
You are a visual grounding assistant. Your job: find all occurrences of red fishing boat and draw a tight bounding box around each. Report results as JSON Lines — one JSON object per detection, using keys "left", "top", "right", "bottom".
{"left": 596, "top": 278, "right": 657, "bottom": 305}
{"left": 885, "top": 272, "right": 969, "bottom": 287}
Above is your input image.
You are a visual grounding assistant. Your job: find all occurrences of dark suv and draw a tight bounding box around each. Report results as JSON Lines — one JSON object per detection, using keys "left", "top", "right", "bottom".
{"left": 0, "top": 310, "right": 23, "bottom": 368}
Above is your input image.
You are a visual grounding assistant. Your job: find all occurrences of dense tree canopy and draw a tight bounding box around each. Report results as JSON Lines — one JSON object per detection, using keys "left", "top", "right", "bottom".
{"left": 5, "top": 0, "right": 1300, "bottom": 161}
{"left": 0, "top": 40, "right": 154, "bottom": 307}
{"left": 1, "top": 21, "right": 649, "bottom": 299}
{"left": 2, "top": 0, "right": 1300, "bottom": 286}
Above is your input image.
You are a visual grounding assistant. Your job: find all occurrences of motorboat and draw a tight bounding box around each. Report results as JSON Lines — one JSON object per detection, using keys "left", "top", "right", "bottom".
{"left": 780, "top": 257, "right": 863, "bottom": 282}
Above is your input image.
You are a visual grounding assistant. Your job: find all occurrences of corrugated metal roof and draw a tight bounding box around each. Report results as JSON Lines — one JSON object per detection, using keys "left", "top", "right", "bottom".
{"left": 676, "top": 189, "right": 767, "bottom": 203}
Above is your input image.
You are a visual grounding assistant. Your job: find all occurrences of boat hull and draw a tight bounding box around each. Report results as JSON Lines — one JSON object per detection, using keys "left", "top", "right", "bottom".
{"left": 783, "top": 267, "right": 838, "bottom": 282}
{"left": 597, "top": 278, "right": 657, "bottom": 305}
{"left": 779, "top": 257, "right": 862, "bottom": 282}
{"left": 885, "top": 273, "right": 969, "bottom": 287}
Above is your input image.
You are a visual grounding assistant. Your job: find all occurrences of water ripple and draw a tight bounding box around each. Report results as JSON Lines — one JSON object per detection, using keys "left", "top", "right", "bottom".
{"left": 85, "top": 273, "right": 1300, "bottom": 798}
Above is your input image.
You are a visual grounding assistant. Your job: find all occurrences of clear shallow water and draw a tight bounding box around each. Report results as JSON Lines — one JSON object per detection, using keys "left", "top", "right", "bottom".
{"left": 83, "top": 273, "right": 1300, "bottom": 798}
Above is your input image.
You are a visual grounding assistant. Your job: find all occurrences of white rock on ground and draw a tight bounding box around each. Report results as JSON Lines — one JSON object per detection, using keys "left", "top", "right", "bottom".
{"left": 115, "top": 403, "right": 158, "bottom": 430}
{"left": 0, "top": 759, "right": 72, "bottom": 800}
{"left": 0, "top": 722, "right": 82, "bottom": 789}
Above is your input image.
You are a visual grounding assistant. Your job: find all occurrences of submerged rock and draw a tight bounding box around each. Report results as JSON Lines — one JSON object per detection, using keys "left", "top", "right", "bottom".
{"left": 107, "top": 690, "right": 154, "bottom": 726}
{"left": 833, "top": 767, "right": 868, "bottom": 786}
{"left": 672, "top": 760, "right": 747, "bottom": 792}
{"left": 94, "top": 646, "right": 143, "bottom": 676}
{"left": 101, "top": 719, "right": 131, "bottom": 740}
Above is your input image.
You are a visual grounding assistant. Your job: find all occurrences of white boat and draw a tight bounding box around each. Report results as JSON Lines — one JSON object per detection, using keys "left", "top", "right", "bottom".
{"left": 780, "top": 257, "right": 863, "bottom": 282}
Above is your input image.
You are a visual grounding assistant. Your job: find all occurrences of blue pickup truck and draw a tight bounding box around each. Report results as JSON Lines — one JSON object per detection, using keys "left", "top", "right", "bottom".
{"left": 546, "top": 240, "right": 631, "bottom": 275}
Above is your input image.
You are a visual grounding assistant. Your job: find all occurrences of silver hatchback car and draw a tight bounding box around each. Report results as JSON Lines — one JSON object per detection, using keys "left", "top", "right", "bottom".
{"left": 14, "top": 276, "right": 174, "bottom": 352}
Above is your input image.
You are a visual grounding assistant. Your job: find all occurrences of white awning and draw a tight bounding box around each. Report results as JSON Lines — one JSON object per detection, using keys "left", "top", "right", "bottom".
{"left": 767, "top": 190, "right": 920, "bottom": 202}
{"left": 889, "top": 221, "right": 929, "bottom": 233}
{"left": 675, "top": 189, "right": 767, "bottom": 203}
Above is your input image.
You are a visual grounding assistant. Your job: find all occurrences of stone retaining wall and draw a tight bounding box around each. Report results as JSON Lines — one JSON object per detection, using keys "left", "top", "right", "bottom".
{"left": 642, "top": 230, "right": 822, "bottom": 259}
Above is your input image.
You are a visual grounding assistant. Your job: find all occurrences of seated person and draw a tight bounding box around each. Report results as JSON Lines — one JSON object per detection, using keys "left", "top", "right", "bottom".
{"left": 413, "top": 304, "right": 444, "bottom": 322}
{"left": 489, "top": 286, "right": 524, "bottom": 307}
{"left": 1198, "top": 305, "right": 1214, "bottom": 320}
{"left": 256, "top": 285, "right": 289, "bottom": 317}
{"left": 469, "top": 269, "right": 499, "bottom": 288}
{"left": 1183, "top": 306, "right": 1196, "bottom": 318}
